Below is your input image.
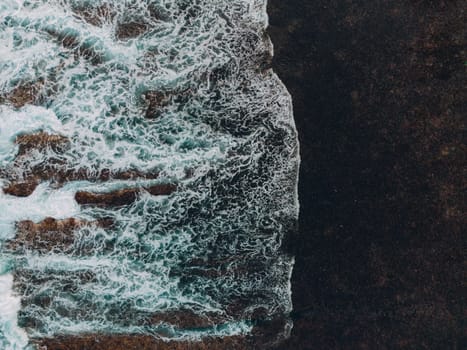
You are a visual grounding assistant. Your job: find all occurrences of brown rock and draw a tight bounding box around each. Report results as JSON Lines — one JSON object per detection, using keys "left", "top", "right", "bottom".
{"left": 72, "top": 4, "right": 115, "bottom": 27}
{"left": 44, "top": 29, "right": 104, "bottom": 64}
{"left": 14, "top": 269, "right": 97, "bottom": 293}
{"left": 1, "top": 81, "right": 43, "bottom": 108}
{"left": 2, "top": 158, "right": 160, "bottom": 198}
{"left": 15, "top": 132, "right": 70, "bottom": 157}
{"left": 75, "top": 187, "right": 138, "bottom": 207}
{"left": 6, "top": 217, "right": 113, "bottom": 252}
{"left": 75, "top": 184, "right": 177, "bottom": 207}
{"left": 116, "top": 22, "right": 149, "bottom": 40}
{"left": 33, "top": 334, "right": 250, "bottom": 350}
{"left": 3, "top": 180, "right": 39, "bottom": 197}
{"left": 143, "top": 91, "right": 172, "bottom": 118}
{"left": 143, "top": 89, "right": 192, "bottom": 118}
{"left": 107, "top": 169, "right": 160, "bottom": 181}
{"left": 148, "top": 309, "right": 229, "bottom": 329}
{"left": 146, "top": 184, "right": 178, "bottom": 196}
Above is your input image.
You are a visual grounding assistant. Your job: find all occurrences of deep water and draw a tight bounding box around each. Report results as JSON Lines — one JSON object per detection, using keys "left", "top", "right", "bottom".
{"left": 0, "top": 1, "right": 299, "bottom": 349}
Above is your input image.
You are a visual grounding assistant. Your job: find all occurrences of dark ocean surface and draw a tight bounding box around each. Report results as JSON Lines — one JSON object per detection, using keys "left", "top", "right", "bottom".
{"left": 268, "top": 0, "right": 465, "bottom": 349}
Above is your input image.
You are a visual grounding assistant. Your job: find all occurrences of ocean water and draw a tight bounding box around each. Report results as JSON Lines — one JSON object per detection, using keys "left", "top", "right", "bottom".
{"left": 0, "top": 0, "right": 299, "bottom": 348}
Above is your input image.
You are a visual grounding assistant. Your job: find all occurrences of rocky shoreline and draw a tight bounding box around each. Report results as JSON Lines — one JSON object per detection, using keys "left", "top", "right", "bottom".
{"left": 267, "top": 0, "right": 465, "bottom": 349}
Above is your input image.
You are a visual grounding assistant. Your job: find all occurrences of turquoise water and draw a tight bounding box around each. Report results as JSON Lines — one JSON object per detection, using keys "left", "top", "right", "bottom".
{"left": 0, "top": 0, "right": 299, "bottom": 348}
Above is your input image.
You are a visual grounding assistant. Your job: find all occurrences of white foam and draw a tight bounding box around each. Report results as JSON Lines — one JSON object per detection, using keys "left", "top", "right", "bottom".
{"left": 0, "top": 182, "right": 80, "bottom": 240}
{"left": 0, "top": 0, "right": 22, "bottom": 13}
{"left": 0, "top": 0, "right": 300, "bottom": 345}
{"left": 0, "top": 273, "right": 29, "bottom": 350}
{"left": 0, "top": 105, "right": 66, "bottom": 166}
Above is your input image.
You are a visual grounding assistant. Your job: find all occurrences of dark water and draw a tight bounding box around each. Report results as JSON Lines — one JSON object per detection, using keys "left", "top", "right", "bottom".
{"left": 268, "top": 0, "right": 465, "bottom": 348}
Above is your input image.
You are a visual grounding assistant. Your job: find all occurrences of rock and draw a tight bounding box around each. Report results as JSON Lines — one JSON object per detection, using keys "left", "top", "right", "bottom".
{"left": 116, "top": 21, "right": 149, "bottom": 40}
{"left": 147, "top": 309, "right": 228, "bottom": 329}
{"left": 72, "top": 4, "right": 115, "bottom": 27}
{"left": 143, "top": 91, "right": 172, "bottom": 118}
{"left": 143, "top": 89, "right": 192, "bottom": 118}
{"left": 3, "top": 180, "right": 39, "bottom": 197}
{"left": 15, "top": 132, "right": 70, "bottom": 157}
{"left": 14, "top": 269, "right": 97, "bottom": 294}
{"left": 104, "top": 169, "right": 160, "bottom": 181}
{"left": 2, "top": 145, "right": 160, "bottom": 197}
{"left": 32, "top": 334, "right": 250, "bottom": 350}
{"left": 75, "top": 188, "right": 138, "bottom": 207}
{"left": 1, "top": 170, "right": 159, "bottom": 198}
{"left": 146, "top": 184, "right": 178, "bottom": 196}
{"left": 75, "top": 184, "right": 177, "bottom": 207}
{"left": 1, "top": 81, "right": 43, "bottom": 108}
{"left": 6, "top": 217, "right": 113, "bottom": 252}
{"left": 44, "top": 29, "right": 104, "bottom": 64}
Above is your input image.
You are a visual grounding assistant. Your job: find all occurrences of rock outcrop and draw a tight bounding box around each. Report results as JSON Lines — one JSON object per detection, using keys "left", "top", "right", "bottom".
{"left": 33, "top": 334, "right": 249, "bottom": 350}
{"left": 15, "top": 132, "right": 70, "bottom": 157}
{"left": 143, "top": 91, "right": 172, "bottom": 118}
{"left": 44, "top": 29, "right": 104, "bottom": 64}
{"left": 75, "top": 184, "right": 177, "bottom": 207}
{"left": 2, "top": 133, "right": 161, "bottom": 197}
{"left": 3, "top": 167, "right": 161, "bottom": 197}
{"left": 72, "top": 4, "right": 115, "bottom": 27}
{"left": 268, "top": 0, "right": 465, "bottom": 348}
{"left": 3, "top": 180, "right": 40, "bottom": 197}
{"left": 116, "top": 21, "right": 149, "bottom": 40}
{"left": 147, "top": 309, "right": 228, "bottom": 329}
{"left": 6, "top": 217, "right": 113, "bottom": 253}
{"left": 0, "top": 81, "right": 44, "bottom": 108}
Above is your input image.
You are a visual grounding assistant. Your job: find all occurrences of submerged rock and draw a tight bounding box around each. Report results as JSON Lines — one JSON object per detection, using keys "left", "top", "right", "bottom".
{"left": 33, "top": 334, "right": 249, "bottom": 350}
{"left": 15, "top": 131, "right": 70, "bottom": 157}
{"left": 2, "top": 136, "right": 160, "bottom": 198}
{"left": 75, "top": 184, "right": 177, "bottom": 207}
{"left": 2, "top": 169, "right": 161, "bottom": 197}
{"left": 6, "top": 217, "right": 113, "bottom": 253}
{"left": 14, "top": 269, "right": 97, "bottom": 293}
{"left": 148, "top": 309, "right": 228, "bottom": 329}
{"left": 0, "top": 81, "right": 44, "bottom": 108}
{"left": 143, "top": 91, "right": 172, "bottom": 118}
{"left": 44, "top": 29, "right": 104, "bottom": 64}
{"left": 116, "top": 21, "right": 149, "bottom": 40}
{"left": 72, "top": 4, "right": 116, "bottom": 27}
{"left": 143, "top": 89, "right": 192, "bottom": 118}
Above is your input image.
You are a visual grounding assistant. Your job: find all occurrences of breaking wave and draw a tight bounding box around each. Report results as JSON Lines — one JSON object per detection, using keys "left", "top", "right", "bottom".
{"left": 0, "top": 0, "right": 299, "bottom": 348}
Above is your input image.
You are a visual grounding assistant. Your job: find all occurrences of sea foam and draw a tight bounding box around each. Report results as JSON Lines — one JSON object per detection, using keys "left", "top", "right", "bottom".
{"left": 0, "top": 0, "right": 299, "bottom": 348}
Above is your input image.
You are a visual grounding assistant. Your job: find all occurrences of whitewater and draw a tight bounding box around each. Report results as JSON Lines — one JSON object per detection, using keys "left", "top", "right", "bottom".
{"left": 0, "top": 0, "right": 299, "bottom": 348}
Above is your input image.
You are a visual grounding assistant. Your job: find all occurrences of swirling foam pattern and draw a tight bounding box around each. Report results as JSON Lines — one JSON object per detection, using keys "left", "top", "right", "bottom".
{"left": 0, "top": 0, "right": 299, "bottom": 348}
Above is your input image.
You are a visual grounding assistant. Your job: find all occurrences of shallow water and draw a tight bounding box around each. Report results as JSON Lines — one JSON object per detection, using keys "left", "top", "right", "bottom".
{"left": 0, "top": 0, "right": 299, "bottom": 348}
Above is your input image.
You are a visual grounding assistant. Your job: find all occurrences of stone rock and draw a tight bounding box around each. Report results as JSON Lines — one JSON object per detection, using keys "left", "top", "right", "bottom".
{"left": 147, "top": 309, "right": 228, "bottom": 329}
{"left": 6, "top": 217, "right": 113, "bottom": 252}
{"left": 143, "top": 91, "right": 172, "bottom": 118}
{"left": 44, "top": 29, "right": 104, "bottom": 64}
{"left": 72, "top": 4, "right": 115, "bottom": 27}
{"left": 116, "top": 21, "right": 149, "bottom": 40}
{"left": 143, "top": 89, "right": 192, "bottom": 118}
{"left": 0, "top": 81, "right": 44, "bottom": 108}
{"left": 33, "top": 335, "right": 249, "bottom": 350}
{"left": 75, "top": 184, "right": 177, "bottom": 207}
{"left": 3, "top": 180, "right": 40, "bottom": 197}
{"left": 15, "top": 132, "right": 70, "bottom": 157}
{"left": 2, "top": 143, "right": 160, "bottom": 198}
